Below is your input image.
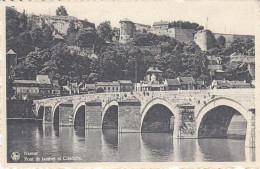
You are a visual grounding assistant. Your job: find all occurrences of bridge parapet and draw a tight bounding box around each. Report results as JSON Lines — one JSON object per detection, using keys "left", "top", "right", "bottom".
{"left": 34, "top": 88, "right": 255, "bottom": 118}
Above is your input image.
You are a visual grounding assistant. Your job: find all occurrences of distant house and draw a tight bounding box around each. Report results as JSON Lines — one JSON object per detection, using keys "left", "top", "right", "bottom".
{"left": 118, "top": 80, "right": 133, "bottom": 92}
{"left": 196, "top": 80, "right": 206, "bottom": 90}
{"left": 62, "top": 82, "right": 80, "bottom": 95}
{"left": 164, "top": 79, "right": 180, "bottom": 90}
{"left": 95, "top": 81, "right": 120, "bottom": 93}
{"left": 164, "top": 77, "right": 196, "bottom": 90}
{"left": 13, "top": 75, "right": 52, "bottom": 100}
{"left": 145, "top": 67, "right": 163, "bottom": 83}
{"left": 152, "top": 21, "right": 169, "bottom": 30}
{"left": 85, "top": 84, "right": 96, "bottom": 94}
{"left": 211, "top": 80, "right": 251, "bottom": 89}
{"left": 51, "top": 80, "right": 60, "bottom": 97}
{"left": 135, "top": 67, "right": 166, "bottom": 92}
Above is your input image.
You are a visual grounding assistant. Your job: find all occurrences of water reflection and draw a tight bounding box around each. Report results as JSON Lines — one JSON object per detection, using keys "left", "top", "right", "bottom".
{"left": 101, "top": 129, "right": 119, "bottom": 161}
{"left": 141, "top": 133, "right": 173, "bottom": 162}
{"left": 7, "top": 116, "right": 254, "bottom": 163}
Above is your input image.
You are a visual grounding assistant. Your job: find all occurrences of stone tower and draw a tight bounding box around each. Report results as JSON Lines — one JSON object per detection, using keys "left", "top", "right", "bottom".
{"left": 119, "top": 18, "right": 135, "bottom": 43}
{"left": 194, "top": 30, "right": 217, "bottom": 51}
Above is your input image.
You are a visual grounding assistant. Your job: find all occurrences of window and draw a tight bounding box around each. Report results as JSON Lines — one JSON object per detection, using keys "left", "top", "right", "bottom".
{"left": 108, "top": 87, "right": 110, "bottom": 90}
{"left": 104, "top": 87, "right": 106, "bottom": 90}
{"left": 112, "top": 87, "right": 114, "bottom": 90}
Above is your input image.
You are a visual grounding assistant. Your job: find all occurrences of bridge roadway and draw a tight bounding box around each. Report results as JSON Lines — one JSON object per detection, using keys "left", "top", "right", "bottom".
{"left": 34, "top": 88, "right": 255, "bottom": 148}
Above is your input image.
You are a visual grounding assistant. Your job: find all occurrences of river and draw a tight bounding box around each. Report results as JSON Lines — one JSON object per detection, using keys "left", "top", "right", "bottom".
{"left": 7, "top": 114, "right": 255, "bottom": 162}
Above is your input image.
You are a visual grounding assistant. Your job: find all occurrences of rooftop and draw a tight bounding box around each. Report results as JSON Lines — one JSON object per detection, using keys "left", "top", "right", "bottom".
{"left": 14, "top": 75, "right": 51, "bottom": 85}
{"left": 36, "top": 75, "right": 51, "bottom": 84}
{"left": 153, "top": 21, "right": 169, "bottom": 26}
{"left": 206, "top": 56, "right": 222, "bottom": 61}
{"left": 96, "top": 81, "right": 120, "bottom": 86}
{"left": 85, "top": 84, "right": 96, "bottom": 90}
{"left": 118, "top": 80, "right": 133, "bottom": 84}
{"left": 7, "top": 49, "right": 16, "bottom": 55}
{"left": 14, "top": 80, "right": 39, "bottom": 84}
{"left": 213, "top": 80, "right": 251, "bottom": 88}
{"left": 120, "top": 18, "right": 133, "bottom": 23}
{"left": 165, "top": 79, "right": 181, "bottom": 86}
{"left": 53, "top": 34, "right": 64, "bottom": 40}
{"left": 39, "top": 15, "right": 79, "bottom": 21}
{"left": 178, "top": 77, "right": 195, "bottom": 84}
{"left": 146, "top": 67, "right": 163, "bottom": 73}
{"left": 230, "top": 54, "right": 254, "bottom": 63}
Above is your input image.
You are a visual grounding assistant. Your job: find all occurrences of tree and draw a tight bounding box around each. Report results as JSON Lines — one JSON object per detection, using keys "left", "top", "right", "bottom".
{"left": 169, "top": 21, "right": 204, "bottom": 30}
{"left": 6, "top": 7, "right": 20, "bottom": 39}
{"left": 97, "top": 21, "right": 113, "bottom": 41}
{"left": 217, "top": 36, "right": 226, "bottom": 48}
{"left": 42, "top": 24, "right": 53, "bottom": 45}
{"left": 56, "top": 6, "right": 68, "bottom": 16}
{"left": 7, "top": 78, "right": 15, "bottom": 100}
{"left": 88, "top": 73, "right": 99, "bottom": 83}
{"left": 31, "top": 27, "right": 43, "bottom": 48}
{"left": 18, "top": 11, "right": 28, "bottom": 32}
{"left": 76, "top": 28, "right": 97, "bottom": 48}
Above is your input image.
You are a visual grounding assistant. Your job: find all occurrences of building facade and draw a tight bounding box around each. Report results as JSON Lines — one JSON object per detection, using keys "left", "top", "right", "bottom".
{"left": 118, "top": 80, "right": 134, "bottom": 92}
{"left": 13, "top": 75, "right": 52, "bottom": 100}
{"left": 211, "top": 80, "right": 251, "bottom": 89}
{"left": 96, "top": 81, "right": 120, "bottom": 93}
{"left": 164, "top": 77, "right": 196, "bottom": 90}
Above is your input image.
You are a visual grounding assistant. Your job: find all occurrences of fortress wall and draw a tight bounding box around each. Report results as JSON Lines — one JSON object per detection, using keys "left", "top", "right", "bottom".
{"left": 134, "top": 23, "right": 151, "bottom": 33}
{"left": 213, "top": 33, "right": 254, "bottom": 47}
{"left": 174, "top": 28, "right": 195, "bottom": 44}
{"left": 28, "top": 15, "right": 95, "bottom": 36}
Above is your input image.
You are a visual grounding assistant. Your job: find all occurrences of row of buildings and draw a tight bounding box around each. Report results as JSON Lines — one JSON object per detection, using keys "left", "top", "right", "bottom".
{"left": 11, "top": 67, "right": 253, "bottom": 100}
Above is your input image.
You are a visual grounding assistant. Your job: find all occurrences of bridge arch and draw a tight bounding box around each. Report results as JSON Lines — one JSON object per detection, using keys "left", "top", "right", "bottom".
{"left": 140, "top": 98, "right": 176, "bottom": 133}
{"left": 38, "top": 106, "right": 44, "bottom": 120}
{"left": 73, "top": 101, "right": 86, "bottom": 126}
{"left": 102, "top": 100, "right": 118, "bottom": 129}
{"left": 52, "top": 102, "right": 61, "bottom": 126}
{"left": 52, "top": 102, "right": 62, "bottom": 118}
{"left": 195, "top": 97, "right": 249, "bottom": 138}
{"left": 102, "top": 100, "right": 119, "bottom": 122}
{"left": 73, "top": 101, "right": 86, "bottom": 120}
{"left": 36, "top": 102, "right": 44, "bottom": 117}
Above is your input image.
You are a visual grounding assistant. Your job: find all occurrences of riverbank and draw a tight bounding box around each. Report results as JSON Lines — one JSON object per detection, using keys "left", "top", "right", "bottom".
{"left": 7, "top": 100, "right": 36, "bottom": 118}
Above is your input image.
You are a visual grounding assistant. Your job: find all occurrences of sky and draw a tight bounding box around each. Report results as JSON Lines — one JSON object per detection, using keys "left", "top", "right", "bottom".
{"left": 12, "top": 0, "right": 257, "bottom": 35}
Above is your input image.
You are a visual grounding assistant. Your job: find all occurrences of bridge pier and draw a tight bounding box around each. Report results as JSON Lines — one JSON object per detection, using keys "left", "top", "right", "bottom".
{"left": 85, "top": 101, "right": 102, "bottom": 128}
{"left": 59, "top": 102, "right": 74, "bottom": 126}
{"left": 173, "top": 105, "right": 196, "bottom": 138}
{"left": 173, "top": 106, "right": 182, "bottom": 138}
{"left": 118, "top": 100, "right": 141, "bottom": 132}
{"left": 245, "top": 109, "right": 255, "bottom": 148}
{"left": 43, "top": 106, "right": 53, "bottom": 123}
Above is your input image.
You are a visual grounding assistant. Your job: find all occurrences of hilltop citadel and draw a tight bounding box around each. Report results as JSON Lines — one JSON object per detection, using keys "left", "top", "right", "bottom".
{"left": 26, "top": 12, "right": 254, "bottom": 52}
{"left": 118, "top": 18, "right": 254, "bottom": 51}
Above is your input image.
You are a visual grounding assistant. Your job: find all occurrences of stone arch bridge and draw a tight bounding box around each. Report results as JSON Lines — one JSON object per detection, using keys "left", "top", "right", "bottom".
{"left": 34, "top": 89, "right": 255, "bottom": 148}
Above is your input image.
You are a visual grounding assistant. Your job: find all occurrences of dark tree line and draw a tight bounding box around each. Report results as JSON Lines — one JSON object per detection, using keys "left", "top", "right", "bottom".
{"left": 7, "top": 6, "right": 255, "bottom": 95}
